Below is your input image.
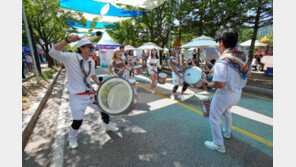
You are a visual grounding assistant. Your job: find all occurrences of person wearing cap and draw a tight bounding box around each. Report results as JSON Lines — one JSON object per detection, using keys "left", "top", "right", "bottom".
{"left": 203, "top": 28, "right": 251, "bottom": 153}
{"left": 168, "top": 48, "right": 190, "bottom": 101}
{"left": 49, "top": 34, "right": 119, "bottom": 149}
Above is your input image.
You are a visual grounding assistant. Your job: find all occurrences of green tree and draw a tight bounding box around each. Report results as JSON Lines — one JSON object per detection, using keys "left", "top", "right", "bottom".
{"left": 245, "top": 0, "right": 273, "bottom": 58}
{"left": 23, "top": 0, "right": 87, "bottom": 67}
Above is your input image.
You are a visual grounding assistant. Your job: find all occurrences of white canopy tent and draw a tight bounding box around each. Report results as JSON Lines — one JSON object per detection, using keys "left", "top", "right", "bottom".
{"left": 137, "top": 42, "right": 163, "bottom": 50}
{"left": 239, "top": 40, "right": 268, "bottom": 47}
{"left": 183, "top": 47, "right": 222, "bottom": 61}
{"left": 238, "top": 40, "right": 268, "bottom": 55}
{"left": 137, "top": 42, "right": 163, "bottom": 58}
{"left": 124, "top": 45, "right": 137, "bottom": 50}
{"left": 96, "top": 32, "right": 122, "bottom": 67}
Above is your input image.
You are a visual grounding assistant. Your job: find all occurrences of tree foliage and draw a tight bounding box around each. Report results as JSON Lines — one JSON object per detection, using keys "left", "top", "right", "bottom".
{"left": 23, "top": 0, "right": 86, "bottom": 67}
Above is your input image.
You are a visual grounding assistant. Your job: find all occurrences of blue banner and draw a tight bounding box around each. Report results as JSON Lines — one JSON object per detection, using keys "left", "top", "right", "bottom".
{"left": 60, "top": 0, "right": 149, "bottom": 17}
{"left": 67, "top": 21, "right": 116, "bottom": 29}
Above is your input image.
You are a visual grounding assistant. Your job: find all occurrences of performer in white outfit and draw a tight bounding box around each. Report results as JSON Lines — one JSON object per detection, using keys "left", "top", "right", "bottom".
{"left": 49, "top": 35, "right": 119, "bottom": 149}
{"left": 204, "top": 28, "right": 251, "bottom": 153}
{"left": 127, "top": 50, "right": 137, "bottom": 78}
{"left": 119, "top": 45, "right": 130, "bottom": 79}
{"left": 168, "top": 48, "right": 190, "bottom": 101}
{"left": 147, "top": 48, "right": 161, "bottom": 93}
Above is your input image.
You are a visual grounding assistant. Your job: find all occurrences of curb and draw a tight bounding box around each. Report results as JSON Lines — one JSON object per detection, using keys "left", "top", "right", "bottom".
{"left": 243, "top": 85, "right": 273, "bottom": 97}
{"left": 22, "top": 68, "right": 62, "bottom": 150}
{"left": 50, "top": 76, "right": 69, "bottom": 167}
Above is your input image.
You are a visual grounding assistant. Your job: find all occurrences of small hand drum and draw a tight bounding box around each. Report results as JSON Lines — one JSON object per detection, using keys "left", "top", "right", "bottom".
{"left": 133, "top": 65, "right": 143, "bottom": 75}
{"left": 157, "top": 72, "right": 167, "bottom": 84}
{"left": 183, "top": 66, "right": 203, "bottom": 85}
{"left": 96, "top": 77, "right": 135, "bottom": 115}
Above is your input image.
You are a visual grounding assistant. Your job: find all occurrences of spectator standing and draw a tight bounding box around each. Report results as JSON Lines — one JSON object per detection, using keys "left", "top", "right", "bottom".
{"left": 25, "top": 52, "right": 33, "bottom": 72}
{"left": 192, "top": 49, "right": 197, "bottom": 64}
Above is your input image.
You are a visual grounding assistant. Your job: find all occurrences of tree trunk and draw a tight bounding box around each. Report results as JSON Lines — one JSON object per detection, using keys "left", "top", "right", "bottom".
{"left": 159, "top": 50, "right": 163, "bottom": 65}
{"left": 44, "top": 44, "right": 55, "bottom": 68}
{"left": 248, "top": 0, "right": 262, "bottom": 60}
{"left": 29, "top": 24, "right": 42, "bottom": 73}
{"left": 46, "top": 51, "right": 55, "bottom": 68}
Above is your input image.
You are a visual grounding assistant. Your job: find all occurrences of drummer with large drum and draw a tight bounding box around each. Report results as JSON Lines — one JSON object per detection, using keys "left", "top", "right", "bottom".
{"left": 109, "top": 50, "right": 131, "bottom": 78}
{"left": 49, "top": 35, "right": 120, "bottom": 150}
{"left": 168, "top": 48, "right": 190, "bottom": 101}
{"left": 109, "top": 50, "right": 138, "bottom": 103}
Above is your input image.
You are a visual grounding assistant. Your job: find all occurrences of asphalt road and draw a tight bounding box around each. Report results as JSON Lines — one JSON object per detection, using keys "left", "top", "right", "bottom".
{"left": 57, "top": 67, "right": 273, "bottom": 167}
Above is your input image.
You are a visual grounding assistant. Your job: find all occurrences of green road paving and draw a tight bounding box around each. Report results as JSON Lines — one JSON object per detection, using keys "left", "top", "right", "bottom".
{"left": 58, "top": 67, "right": 273, "bottom": 167}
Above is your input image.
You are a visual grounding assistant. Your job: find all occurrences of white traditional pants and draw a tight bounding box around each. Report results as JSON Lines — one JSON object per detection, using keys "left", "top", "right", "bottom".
{"left": 172, "top": 71, "right": 183, "bottom": 86}
{"left": 68, "top": 94, "right": 100, "bottom": 120}
{"left": 209, "top": 90, "right": 241, "bottom": 146}
{"left": 68, "top": 94, "right": 102, "bottom": 139}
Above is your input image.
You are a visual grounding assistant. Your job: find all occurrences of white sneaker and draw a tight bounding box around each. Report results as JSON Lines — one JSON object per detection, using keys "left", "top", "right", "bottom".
{"left": 204, "top": 141, "right": 226, "bottom": 153}
{"left": 178, "top": 94, "right": 185, "bottom": 101}
{"left": 170, "top": 95, "right": 175, "bottom": 100}
{"left": 68, "top": 137, "right": 78, "bottom": 149}
{"left": 222, "top": 129, "right": 231, "bottom": 139}
{"left": 104, "top": 124, "right": 119, "bottom": 132}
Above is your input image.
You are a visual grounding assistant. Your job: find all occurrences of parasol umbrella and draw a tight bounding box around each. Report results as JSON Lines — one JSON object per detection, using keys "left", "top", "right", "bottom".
{"left": 137, "top": 42, "right": 163, "bottom": 50}
{"left": 124, "top": 45, "right": 137, "bottom": 51}
{"left": 181, "top": 35, "right": 217, "bottom": 48}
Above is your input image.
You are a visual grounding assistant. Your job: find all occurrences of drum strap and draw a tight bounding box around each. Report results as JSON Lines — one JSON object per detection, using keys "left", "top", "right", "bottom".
{"left": 76, "top": 91, "right": 95, "bottom": 95}
{"left": 170, "top": 56, "right": 183, "bottom": 72}
{"left": 67, "top": 89, "right": 96, "bottom": 95}
{"left": 76, "top": 54, "right": 92, "bottom": 89}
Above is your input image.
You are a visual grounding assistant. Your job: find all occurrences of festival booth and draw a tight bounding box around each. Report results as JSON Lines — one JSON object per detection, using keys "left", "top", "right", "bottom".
{"left": 182, "top": 35, "right": 217, "bottom": 49}
{"left": 96, "top": 32, "right": 122, "bottom": 67}
{"left": 182, "top": 35, "right": 218, "bottom": 64}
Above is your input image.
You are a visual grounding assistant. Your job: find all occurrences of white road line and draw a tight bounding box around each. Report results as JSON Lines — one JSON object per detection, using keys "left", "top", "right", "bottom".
{"left": 135, "top": 74, "right": 273, "bottom": 126}
{"left": 231, "top": 106, "right": 273, "bottom": 126}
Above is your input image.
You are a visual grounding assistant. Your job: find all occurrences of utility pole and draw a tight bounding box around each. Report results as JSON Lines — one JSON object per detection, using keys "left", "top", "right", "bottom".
{"left": 22, "top": 0, "right": 41, "bottom": 84}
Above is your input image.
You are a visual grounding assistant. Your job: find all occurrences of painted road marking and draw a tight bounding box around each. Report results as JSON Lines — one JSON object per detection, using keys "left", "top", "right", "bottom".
{"left": 99, "top": 67, "right": 273, "bottom": 147}
{"left": 136, "top": 74, "right": 273, "bottom": 126}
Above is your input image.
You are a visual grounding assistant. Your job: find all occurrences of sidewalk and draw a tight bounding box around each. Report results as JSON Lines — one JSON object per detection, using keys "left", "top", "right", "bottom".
{"left": 23, "top": 69, "right": 66, "bottom": 167}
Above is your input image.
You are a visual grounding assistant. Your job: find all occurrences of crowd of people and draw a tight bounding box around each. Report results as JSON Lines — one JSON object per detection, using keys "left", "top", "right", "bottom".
{"left": 22, "top": 51, "right": 47, "bottom": 80}
{"left": 47, "top": 28, "right": 251, "bottom": 154}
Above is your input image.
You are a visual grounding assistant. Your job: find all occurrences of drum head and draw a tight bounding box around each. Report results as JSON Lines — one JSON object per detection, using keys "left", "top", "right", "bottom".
{"left": 158, "top": 72, "right": 167, "bottom": 78}
{"left": 183, "top": 66, "right": 202, "bottom": 85}
{"left": 96, "top": 77, "right": 134, "bottom": 115}
{"left": 128, "top": 78, "right": 136, "bottom": 84}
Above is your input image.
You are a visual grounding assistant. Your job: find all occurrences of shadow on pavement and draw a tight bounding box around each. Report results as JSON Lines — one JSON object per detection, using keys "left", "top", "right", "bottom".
{"left": 62, "top": 106, "right": 272, "bottom": 167}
